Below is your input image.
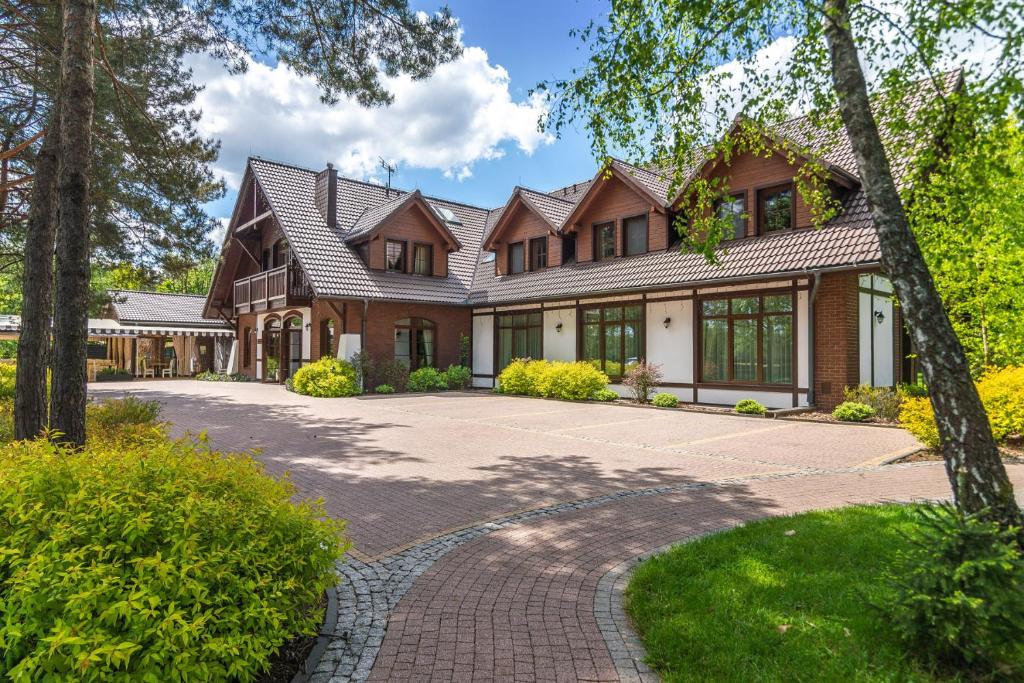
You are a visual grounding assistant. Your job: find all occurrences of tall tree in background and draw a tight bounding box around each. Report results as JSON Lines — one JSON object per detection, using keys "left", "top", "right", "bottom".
{"left": 8, "top": 0, "right": 462, "bottom": 443}
{"left": 543, "top": 0, "right": 1024, "bottom": 531}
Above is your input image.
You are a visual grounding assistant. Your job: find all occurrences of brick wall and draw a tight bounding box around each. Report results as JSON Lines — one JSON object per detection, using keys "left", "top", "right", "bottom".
{"left": 571, "top": 175, "right": 667, "bottom": 261}
{"left": 813, "top": 271, "right": 860, "bottom": 409}
{"left": 353, "top": 301, "right": 471, "bottom": 370}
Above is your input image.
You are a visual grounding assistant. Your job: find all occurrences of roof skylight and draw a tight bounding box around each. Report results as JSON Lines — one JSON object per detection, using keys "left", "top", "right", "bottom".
{"left": 431, "top": 204, "right": 462, "bottom": 224}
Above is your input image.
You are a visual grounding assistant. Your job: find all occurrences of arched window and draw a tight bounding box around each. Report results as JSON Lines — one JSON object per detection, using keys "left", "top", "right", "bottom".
{"left": 394, "top": 317, "right": 435, "bottom": 370}
{"left": 283, "top": 316, "right": 303, "bottom": 380}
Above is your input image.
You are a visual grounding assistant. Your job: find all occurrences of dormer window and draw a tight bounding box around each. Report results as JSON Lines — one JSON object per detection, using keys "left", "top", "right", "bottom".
{"left": 758, "top": 184, "right": 794, "bottom": 233}
{"left": 529, "top": 237, "right": 547, "bottom": 270}
{"left": 595, "top": 223, "right": 615, "bottom": 260}
{"left": 509, "top": 241, "right": 525, "bottom": 274}
{"left": 623, "top": 215, "right": 648, "bottom": 255}
{"left": 716, "top": 193, "right": 747, "bottom": 240}
{"left": 386, "top": 240, "right": 406, "bottom": 272}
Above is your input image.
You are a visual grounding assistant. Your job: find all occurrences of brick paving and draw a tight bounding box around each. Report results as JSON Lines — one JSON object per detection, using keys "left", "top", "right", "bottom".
{"left": 85, "top": 381, "right": 1012, "bottom": 682}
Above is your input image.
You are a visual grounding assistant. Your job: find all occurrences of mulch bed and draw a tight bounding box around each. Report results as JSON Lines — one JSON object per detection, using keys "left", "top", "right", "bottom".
{"left": 778, "top": 411, "right": 901, "bottom": 427}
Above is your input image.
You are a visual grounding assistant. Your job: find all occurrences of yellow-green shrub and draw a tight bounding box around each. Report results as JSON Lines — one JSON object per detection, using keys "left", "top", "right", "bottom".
{"left": 0, "top": 435, "right": 348, "bottom": 682}
{"left": 496, "top": 358, "right": 537, "bottom": 395}
{"left": 534, "top": 361, "right": 610, "bottom": 400}
{"left": 900, "top": 366, "right": 1024, "bottom": 448}
{"left": 0, "top": 363, "right": 15, "bottom": 401}
{"left": 292, "top": 357, "right": 359, "bottom": 397}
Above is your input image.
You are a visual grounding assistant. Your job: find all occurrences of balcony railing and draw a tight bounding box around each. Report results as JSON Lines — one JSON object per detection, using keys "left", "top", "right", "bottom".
{"left": 233, "top": 263, "right": 312, "bottom": 314}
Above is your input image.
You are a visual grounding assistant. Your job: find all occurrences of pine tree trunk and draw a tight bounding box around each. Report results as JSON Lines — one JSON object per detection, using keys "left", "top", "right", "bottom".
{"left": 822, "top": 0, "right": 1022, "bottom": 530}
{"left": 50, "top": 0, "right": 97, "bottom": 447}
{"left": 14, "top": 110, "right": 60, "bottom": 440}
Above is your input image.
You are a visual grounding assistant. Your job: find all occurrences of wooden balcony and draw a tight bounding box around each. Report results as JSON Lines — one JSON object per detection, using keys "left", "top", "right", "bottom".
{"left": 233, "top": 263, "right": 312, "bottom": 314}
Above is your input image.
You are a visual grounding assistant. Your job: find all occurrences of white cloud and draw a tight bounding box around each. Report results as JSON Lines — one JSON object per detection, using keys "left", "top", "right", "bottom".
{"left": 189, "top": 45, "right": 553, "bottom": 189}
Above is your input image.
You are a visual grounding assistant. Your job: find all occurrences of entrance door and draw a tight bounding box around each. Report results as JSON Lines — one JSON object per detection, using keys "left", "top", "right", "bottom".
{"left": 196, "top": 339, "right": 213, "bottom": 373}
{"left": 264, "top": 318, "right": 282, "bottom": 382}
{"left": 284, "top": 317, "right": 303, "bottom": 380}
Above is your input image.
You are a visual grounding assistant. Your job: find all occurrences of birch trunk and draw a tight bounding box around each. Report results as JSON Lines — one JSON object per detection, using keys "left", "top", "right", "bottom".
{"left": 823, "top": 0, "right": 1021, "bottom": 530}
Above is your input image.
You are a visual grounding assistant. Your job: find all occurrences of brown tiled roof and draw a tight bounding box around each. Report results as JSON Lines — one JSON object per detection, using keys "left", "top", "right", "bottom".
{"left": 345, "top": 189, "right": 462, "bottom": 249}
{"left": 109, "top": 289, "right": 232, "bottom": 328}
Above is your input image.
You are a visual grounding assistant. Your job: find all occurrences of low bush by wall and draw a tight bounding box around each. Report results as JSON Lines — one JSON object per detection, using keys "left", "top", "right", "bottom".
{"left": 291, "top": 358, "right": 359, "bottom": 397}
{"left": 496, "top": 359, "right": 609, "bottom": 401}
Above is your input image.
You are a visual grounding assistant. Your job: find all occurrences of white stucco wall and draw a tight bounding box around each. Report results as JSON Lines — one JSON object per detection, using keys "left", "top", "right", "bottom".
{"left": 336, "top": 333, "right": 361, "bottom": 362}
{"left": 645, "top": 299, "right": 692, "bottom": 384}
{"left": 472, "top": 314, "right": 494, "bottom": 388}
{"left": 858, "top": 275, "right": 895, "bottom": 387}
{"left": 543, "top": 309, "right": 577, "bottom": 362}
{"left": 697, "top": 387, "right": 798, "bottom": 409}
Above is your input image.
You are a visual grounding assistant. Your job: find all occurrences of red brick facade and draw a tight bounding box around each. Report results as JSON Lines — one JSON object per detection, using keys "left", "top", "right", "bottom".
{"left": 813, "top": 271, "right": 861, "bottom": 409}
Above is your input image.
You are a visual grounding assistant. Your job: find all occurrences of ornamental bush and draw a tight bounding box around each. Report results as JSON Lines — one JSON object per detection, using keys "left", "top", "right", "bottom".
{"left": 445, "top": 364, "right": 472, "bottom": 390}
{"left": 374, "top": 359, "right": 409, "bottom": 393}
{"left": 735, "top": 399, "right": 767, "bottom": 415}
{"left": 408, "top": 366, "right": 448, "bottom": 392}
{"left": 534, "top": 361, "right": 609, "bottom": 400}
{"left": 0, "top": 362, "right": 15, "bottom": 400}
{"left": 832, "top": 401, "right": 876, "bottom": 422}
{"left": 291, "top": 357, "right": 359, "bottom": 397}
{"left": 882, "top": 504, "right": 1024, "bottom": 677}
{"left": 375, "top": 383, "right": 395, "bottom": 394}
{"left": 623, "top": 361, "right": 664, "bottom": 404}
{"left": 0, "top": 435, "right": 348, "bottom": 682}
{"left": 593, "top": 388, "right": 619, "bottom": 402}
{"left": 899, "top": 366, "right": 1024, "bottom": 448}
{"left": 842, "top": 384, "right": 902, "bottom": 421}
{"left": 652, "top": 392, "right": 679, "bottom": 408}
{"left": 496, "top": 358, "right": 536, "bottom": 395}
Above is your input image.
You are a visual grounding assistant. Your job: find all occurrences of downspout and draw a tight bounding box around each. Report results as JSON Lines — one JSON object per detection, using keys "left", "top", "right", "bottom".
{"left": 806, "top": 270, "right": 822, "bottom": 406}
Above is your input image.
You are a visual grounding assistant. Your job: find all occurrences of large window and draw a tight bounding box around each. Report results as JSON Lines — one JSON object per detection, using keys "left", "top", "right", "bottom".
{"left": 386, "top": 240, "right": 406, "bottom": 272}
{"left": 508, "top": 241, "right": 525, "bottom": 274}
{"left": 497, "top": 312, "right": 542, "bottom": 370}
{"left": 595, "top": 223, "right": 615, "bottom": 260}
{"left": 758, "top": 184, "right": 794, "bottom": 233}
{"left": 623, "top": 215, "right": 648, "bottom": 255}
{"left": 529, "top": 237, "right": 547, "bottom": 270}
{"left": 395, "top": 317, "right": 435, "bottom": 369}
{"left": 581, "top": 303, "right": 643, "bottom": 378}
{"left": 413, "top": 243, "right": 433, "bottom": 275}
{"left": 716, "top": 193, "right": 746, "bottom": 240}
{"left": 320, "top": 318, "right": 335, "bottom": 359}
{"left": 700, "top": 292, "right": 793, "bottom": 385}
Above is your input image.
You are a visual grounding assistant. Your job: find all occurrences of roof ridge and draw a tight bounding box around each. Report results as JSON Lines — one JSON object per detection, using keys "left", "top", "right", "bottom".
{"left": 517, "top": 186, "right": 574, "bottom": 204}
{"left": 108, "top": 288, "right": 206, "bottom": 298}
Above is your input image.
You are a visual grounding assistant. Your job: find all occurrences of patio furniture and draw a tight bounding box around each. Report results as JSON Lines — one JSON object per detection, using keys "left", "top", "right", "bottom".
{"left": 141, "top": 360, "right": 155, "bottom": 379}
{"left": 161, "top": 358, "right": 176, "bottom": 378}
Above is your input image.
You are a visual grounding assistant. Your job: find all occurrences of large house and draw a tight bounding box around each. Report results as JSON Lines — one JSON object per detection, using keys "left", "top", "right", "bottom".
{"left": 202, "top": 79, "right": 948, "bottom": 409}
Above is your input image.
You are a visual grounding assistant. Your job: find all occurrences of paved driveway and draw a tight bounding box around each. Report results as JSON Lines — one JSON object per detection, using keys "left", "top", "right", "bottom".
{"left": 92, "top": 381, "right": 920, "bottom": 559}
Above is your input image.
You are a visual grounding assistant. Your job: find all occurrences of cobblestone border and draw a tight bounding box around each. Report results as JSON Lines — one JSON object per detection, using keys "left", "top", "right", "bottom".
{"left": 308, "top": 460, "right": 940, "bottom": 682}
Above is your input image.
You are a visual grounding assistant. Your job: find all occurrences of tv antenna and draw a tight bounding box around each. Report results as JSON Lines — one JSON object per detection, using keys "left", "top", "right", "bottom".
{"left": 379, "top": 157, "right": 397, "bottom": 192}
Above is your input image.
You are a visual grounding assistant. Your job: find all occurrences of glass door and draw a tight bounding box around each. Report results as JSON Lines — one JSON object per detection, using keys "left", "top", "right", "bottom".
{"left": 285, "top": 317, "right": 303, "bottom": 379}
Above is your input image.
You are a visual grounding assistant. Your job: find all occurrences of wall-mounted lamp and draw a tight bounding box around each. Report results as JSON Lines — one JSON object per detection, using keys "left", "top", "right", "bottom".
{"left": 555, "top": 322, "right": 564, "bottom": 333}
{"left": 305, "top": 322, "right": 312, "bottom": 330}
{"left": 873, "top": 310, "right": 885, "bottom": 325}
{"left": 663, "top": 317, "right": 672, "bottom": 329}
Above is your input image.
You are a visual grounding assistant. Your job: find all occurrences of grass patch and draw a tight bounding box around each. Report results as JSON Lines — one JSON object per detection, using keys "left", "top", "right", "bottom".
{"left": 626, "top": 504, "right": 943, "bottom": 682}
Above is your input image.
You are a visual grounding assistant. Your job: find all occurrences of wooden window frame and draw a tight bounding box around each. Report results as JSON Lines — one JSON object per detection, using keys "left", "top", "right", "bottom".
{"left": 697, "top": 289, "right": 795, "bottom": 386}
{"left": 715, "top": 192, "right": 747, "bottom": 241}
{"left": 578, "top": 302, "right": 645, "bottom": 380}
{"left": 385, "top": 239, "right": 406, "bottom": 272}
{"left": 508, "top": 241, "right": 526, "bottom": 275}
{"left": 395, "top": 317, "right": 437, "bottom": 370}
{"left": 496, "top": 310, "right": 543, "bottom": 370}
{"left": 412, "top": 242, "right": 433, "bottom": 276}
{"left": 243, "top": 326, "right": 253, "bottom": 367}
{"left": 319, "top": 318, "right": 335, "bottom": 359}
{"left": 621, "top": 214, "right": 649, "bottom": 256}
{"left": 594, "top": 222, "right": 616, "bottom": 261}
{"left": 757, "top": 182, "right": 795, "bottom": 235}
{"left": 529, "top": 237, "right": 548, "bottom": 271}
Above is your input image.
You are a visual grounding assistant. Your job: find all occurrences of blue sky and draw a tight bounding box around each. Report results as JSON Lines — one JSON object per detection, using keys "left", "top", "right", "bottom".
{"left": 199, "top": 0, "right": 609, "bottom": 223}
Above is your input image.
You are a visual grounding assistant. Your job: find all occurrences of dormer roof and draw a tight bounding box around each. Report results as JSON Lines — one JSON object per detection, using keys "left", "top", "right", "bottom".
{"left": 346, "top": 189, "right": 462, "bottom": 251}
{"left": 481, "top": 186, "right": 574, "bottom": 251}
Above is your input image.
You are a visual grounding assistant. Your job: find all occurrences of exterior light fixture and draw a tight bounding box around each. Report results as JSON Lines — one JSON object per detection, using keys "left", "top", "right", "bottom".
{"left": 874, "top": 310, "right": 885, "bottom": 324}
{"left": 663, "top": 317, "right": 672, "bottom": 329}
{"left": 555, "top": 322, "right": 564, "bottom": 333}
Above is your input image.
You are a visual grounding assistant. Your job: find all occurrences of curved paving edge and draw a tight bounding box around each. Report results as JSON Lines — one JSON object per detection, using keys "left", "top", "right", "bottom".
{"left": 307, "top": 461, "right": 941, "bottom": 682}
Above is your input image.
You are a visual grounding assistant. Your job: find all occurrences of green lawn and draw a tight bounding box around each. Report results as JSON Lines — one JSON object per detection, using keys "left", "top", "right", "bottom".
{"left": 625, "top": 504, "right": 941, "bottom": 682}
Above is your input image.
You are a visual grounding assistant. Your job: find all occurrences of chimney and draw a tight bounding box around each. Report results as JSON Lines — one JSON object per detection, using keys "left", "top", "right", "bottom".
{"left": 315, "top": 162, "right": 338, "bottom": 229}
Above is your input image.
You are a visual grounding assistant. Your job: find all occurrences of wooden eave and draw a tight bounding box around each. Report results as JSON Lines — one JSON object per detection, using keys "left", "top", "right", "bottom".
{"left": 481, "top": 189, "right": 561, "bottom": 252}
{"left": 562, "top": 164, "right": 668, "bottom": 232}
{"left": 346, "top": 191, "right": 463, "bottom": 252}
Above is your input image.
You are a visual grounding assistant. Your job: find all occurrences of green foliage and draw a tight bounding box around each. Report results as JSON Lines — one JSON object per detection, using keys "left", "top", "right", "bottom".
{"left": 0, "top": 433, "right": 348, "bottom": 682}
{"left": 625, "top": 504, "right": 940, "bottom": 681}
{"left": 900, "top": 367, "right": 1024, "bottom": 448}
{"left": 349, "top": 350, "right": 374, "bottom": 391}
{"left": 622, "top": 361, "right": 663, "bottom": 404}
{"left": 375, "top": 384, "right": 395, "bottom": 394}
{"left": 155, "top": 258, "right": 218, "bottom": 295}
{"left": 898, "top": 383, "right": 929, "bottom": 398}
{"left": 0, "top": 363, "right": 16, "bottom": 400}
{"left": 95, "top": 367, "right": 134, "bottom": 380}
{"left": 899, "top": 396, "right": 941, "bottom": 449}
{"left": 374, "top": 359, "right": 410, "bottom": 393}
{"left": 883, "top": 504, "right": 1024, "bottom": 676}
{"left": 498, "top": 359, "right": 611, "bottom": 401}
{"left": 832, "top": 401, "right": 876, "bottom": 422}
{"left": 195, "top": 370, "right": 251, "bottom": 382}
{"left": 843, "top": 385, "right": 902, "bottom": 421}
{"left": 458, "top": 333, "right": 471, "bottom": 367}
{"left": 735, "top": 399, "right": 766, "bottom": 415}
{"left": 407, "top": 366, "right": 448, "bottom": 392}
{"left": 652, "top": 392, "right": 679, "bottom": 408}
{"left": 291, "top": 358, "right": 359, "bottom": 397}
{"left": 445, "top": 364, "right": 472, "bottom": 390}
{"left": 592, "top": 388, "right": 619, "bottom": 402}
{"left": 86, "top": 396, "right": 161, "bottom": 430}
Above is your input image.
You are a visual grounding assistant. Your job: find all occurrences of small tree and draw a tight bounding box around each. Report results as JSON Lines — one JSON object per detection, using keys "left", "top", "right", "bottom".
{"left": 623, "top": 362, "right": 663, "bottom": 404}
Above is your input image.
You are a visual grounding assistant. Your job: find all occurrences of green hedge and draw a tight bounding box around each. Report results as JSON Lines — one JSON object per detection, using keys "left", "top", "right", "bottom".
{"left": 408, "top": 366, "right": 448, "bottom": 392}
{"left": 652, "top": 392, "right": 679, "bottom": 408}
{"left": 0, "top": 406, "right": 348, "bottom": 681}
{"left": 832, "top": 401, "right": 876, "bottom": 422}
{"left": 291, "top": 357, "right": 359, "bottom": 397}
{"left": 496, "top": 359, "right": 610, "bottom": 400}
